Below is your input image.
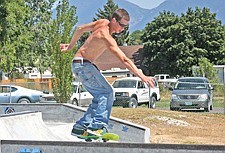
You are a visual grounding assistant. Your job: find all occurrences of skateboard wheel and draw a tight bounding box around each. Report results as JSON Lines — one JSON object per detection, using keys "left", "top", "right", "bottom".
{"left": 102, "top": 138, "right": 109, "bottom": 142}
{"left": 85, "top": 139, "right": 92, "bottom": 142}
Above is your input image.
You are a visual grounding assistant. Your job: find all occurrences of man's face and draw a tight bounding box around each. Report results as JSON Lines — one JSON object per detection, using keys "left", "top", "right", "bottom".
{"left": 114, "top": 18, "right": 129, "bottom": 34}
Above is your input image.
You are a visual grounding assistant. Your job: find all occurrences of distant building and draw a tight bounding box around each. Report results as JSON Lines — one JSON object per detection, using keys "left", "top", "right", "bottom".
{"left": 214, "top": 65, "right": 225, "bottom": 83}
{"left": 192, "top": 65, "right": 225, "bottom": 83}
{"left": 101, "top": 68, "right": 133, "bottom": 78}
{"left": 94, "top": 45, "right": 148, "bottom": 78}
{"left": 24, "top": 70, "right": 54, "bottom": 79}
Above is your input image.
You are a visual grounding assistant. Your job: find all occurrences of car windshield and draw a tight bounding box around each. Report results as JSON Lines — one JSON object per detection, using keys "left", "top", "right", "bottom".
{"left": 112, "top": 80, "right": 137, "bottom": 88}
{"left": 174, "top": 79, "right": 208, "bottom": 90}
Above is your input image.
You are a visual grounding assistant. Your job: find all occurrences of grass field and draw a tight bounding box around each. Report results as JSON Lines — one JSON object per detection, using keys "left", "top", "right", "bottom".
{"left": 111, "top": 88, "right": 225, "bottom": 144}
{"left": 111, "top": 107, "right": 225, "bottom": 144}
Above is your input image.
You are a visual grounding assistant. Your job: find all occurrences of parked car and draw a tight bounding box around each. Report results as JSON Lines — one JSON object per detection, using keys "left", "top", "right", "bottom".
{"left": 70, "top": 82, "right": 93, "bottom": 106}
{"left": 40, "top": 82, "right": 93, "bottom": 106}
{"left": 0, "top": 85, "right": 42, "bottom": 103}
{"left": 169, "top": 77, "right": 214, "bottom": 112}
{"left": 112, "top": 77, "right": 160, "bottom": 108}
{"left": 41, "top": 82, "right": 93, "bottom": 106}
{"left": 40, "top": 91, "right": 56, "bottom": 103}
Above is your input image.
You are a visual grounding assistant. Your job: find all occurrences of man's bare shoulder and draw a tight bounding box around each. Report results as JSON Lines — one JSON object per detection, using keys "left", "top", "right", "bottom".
{"left": 93, "top": 19, "right": 110, "bottom": 30}
{"left": 92, "top": 19, "right": 112, "bottom": 37}
{"left": 95, "top": 19, "right": 110, "bottom": 25}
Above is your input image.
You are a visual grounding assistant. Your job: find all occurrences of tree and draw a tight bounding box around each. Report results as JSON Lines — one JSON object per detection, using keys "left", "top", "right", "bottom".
{"left": 93, "top": 0, "right": 129, "bottom": 46}
{"left": 181, "top": 7, "right": 225, "bottom": 65}
{"left": 128, "top": 30, "right": 144, "bottom": 45}
{"left": 0, "top": 0, "right": 31, "bottom": 78}
{"left": 48, "top": 0, "right": 77, "bottom": 103}
{"left": 93, "top": 0, "right": 118, "bottom": 21}
{"left": 0, "top": 0, "right": 56, "bottom": 79}
{"left": 142, "top": 8, "right": 225, "bottom": 76}
{"left": 25, "top": 0, "right": 56, "bottom": 78}
{"left": 192, "top": 58, "right": 221, "bottom": 92}
{"left": 142, "top": 11, "right": 186, "bottom": 75}
{"left": 193, "top": 58, "right": 217, "bottom": 80}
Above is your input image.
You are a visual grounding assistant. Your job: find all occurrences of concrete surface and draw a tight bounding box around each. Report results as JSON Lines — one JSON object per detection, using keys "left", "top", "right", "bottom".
{"left": 0, "top": 103, "right": 149, "bottom": 143}
{"left": 1, "top": 140, "right": 225, "bottom": 153}
{"left": 0, "top": 104, "right": 225, "bottom": 153}
{"left": 0, "top": 111, "right": 77, "bottom": 141}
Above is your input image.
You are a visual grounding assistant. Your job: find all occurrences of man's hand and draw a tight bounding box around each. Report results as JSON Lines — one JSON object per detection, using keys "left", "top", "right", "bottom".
{"left": 60, "top": 44, "right": 70, "bottom": 52}
{"left": 142, "top": 76, "right": 155, "bottom": 88}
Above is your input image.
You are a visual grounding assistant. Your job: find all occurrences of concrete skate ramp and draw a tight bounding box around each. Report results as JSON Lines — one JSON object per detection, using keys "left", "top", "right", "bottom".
{"left": 1, "top": 105, "right": 225, "bottom": 153}
{"left": 0, "top": 103, "right": 150, "bottom": 143}
{"left": 0, "top": 111, "right": 77, "bottom": 141}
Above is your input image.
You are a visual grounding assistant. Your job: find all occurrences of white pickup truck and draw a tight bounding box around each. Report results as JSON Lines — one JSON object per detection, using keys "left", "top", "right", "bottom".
{"left": 154, "top": 74, "right": 177, "bottom": 83}
{"left": 112, "top": 77, "right": 160, "bottom": 108}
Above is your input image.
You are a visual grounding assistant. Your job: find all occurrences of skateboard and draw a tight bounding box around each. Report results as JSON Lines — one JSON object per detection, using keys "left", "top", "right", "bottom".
{"left": 76, "top": 133, "right": 119, "bottom": 142}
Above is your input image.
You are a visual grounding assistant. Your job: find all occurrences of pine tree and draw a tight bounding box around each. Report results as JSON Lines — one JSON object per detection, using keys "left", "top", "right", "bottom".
{"left": 93, "top": 0, "right": 118, "bottom": 21}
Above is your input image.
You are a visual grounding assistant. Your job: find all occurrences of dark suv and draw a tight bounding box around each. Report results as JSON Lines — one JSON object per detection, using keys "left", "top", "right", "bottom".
{"left": 169, "top": 77, "right": 213, "bottom": 112}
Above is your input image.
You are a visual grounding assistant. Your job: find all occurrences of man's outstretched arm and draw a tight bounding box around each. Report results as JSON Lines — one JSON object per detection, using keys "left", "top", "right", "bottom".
{"left": 106, "top": 38, "right": 154, "bottom": 87}
{"left": 60, "top": 21, "right": 96, "bottom": 52}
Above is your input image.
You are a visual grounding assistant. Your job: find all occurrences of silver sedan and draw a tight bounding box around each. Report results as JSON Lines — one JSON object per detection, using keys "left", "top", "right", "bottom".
{"left": 0, "top": 85, "right": 42, "bottom": 103}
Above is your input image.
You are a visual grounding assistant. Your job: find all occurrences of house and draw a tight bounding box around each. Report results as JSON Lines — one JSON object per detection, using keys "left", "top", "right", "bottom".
{"left": 24, "top": 70, "right": 54, "bottom": 79}
{"left": 94, "top": 45, "right": 148, "bottom": 79}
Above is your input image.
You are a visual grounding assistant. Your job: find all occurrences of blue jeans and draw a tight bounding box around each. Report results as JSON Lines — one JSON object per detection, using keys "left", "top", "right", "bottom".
{"left": 71, "top": 58, "right": 114, "bottom": 130}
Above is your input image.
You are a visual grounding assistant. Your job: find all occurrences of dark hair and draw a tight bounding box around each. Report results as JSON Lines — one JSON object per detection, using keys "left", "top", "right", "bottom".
{"left": 112, "top": 8, "right": 130, "bottom": 21}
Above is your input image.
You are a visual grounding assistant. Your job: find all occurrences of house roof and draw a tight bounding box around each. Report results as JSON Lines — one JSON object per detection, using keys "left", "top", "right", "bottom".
{"left": 94, "top": 45, "right": 144, "bottom": 71}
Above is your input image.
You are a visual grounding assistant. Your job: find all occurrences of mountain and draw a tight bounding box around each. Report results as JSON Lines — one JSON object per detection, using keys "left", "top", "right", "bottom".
{"left": 52, "top": 0, "right": 225, "bottom": 32}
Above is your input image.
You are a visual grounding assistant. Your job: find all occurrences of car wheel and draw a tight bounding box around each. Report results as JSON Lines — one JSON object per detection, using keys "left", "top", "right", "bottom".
{"left": 204, "top": 104, "right": 210, "bottom": 112}
{"left": 72, "top": 99, "right": 79, "bottom": 106}
{"left": 149, "top": 96, "right": 156, "bottom": 109}
{"left": 210, "top": 105, "right": 213, "bottom": 110}
{"left": 128, "top": 98, "right": 138, "bottom": 108}
{"left": 18, "top": 98, "right": 31, "bottom": 104}
{"left": 170, "top": 107, "right": 175, "bottom": 111}
{"left": 170, "top": 107, "right": 179, "bottom": 111}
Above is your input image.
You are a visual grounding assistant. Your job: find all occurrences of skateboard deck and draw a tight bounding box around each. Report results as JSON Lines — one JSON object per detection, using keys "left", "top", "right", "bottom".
{"left": 76, "top": 133, "right": 119, "bottom": 142}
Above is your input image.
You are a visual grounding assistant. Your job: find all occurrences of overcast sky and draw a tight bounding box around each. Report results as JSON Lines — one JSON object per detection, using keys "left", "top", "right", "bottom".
{"left": 125, "top": 0, "right": 166, "bottom": 9}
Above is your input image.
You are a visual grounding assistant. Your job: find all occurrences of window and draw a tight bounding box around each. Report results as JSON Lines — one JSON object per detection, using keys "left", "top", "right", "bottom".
{"left": 160, "top": 76, "right": 164, "bottom": 80}
{"left": 79, "top": 85, "right": 87, "bottom": 93}
{"left": 112, "top": 80, "right": 137, "bottom": 88}
{"left": 138, "top": 81, "right": 145, "bottom": 88}
{"left": 0, "top": 86, "right": 17, "bottom": 93}
{"left": 175, "top": 79, "right": 207, "bottom": 89}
